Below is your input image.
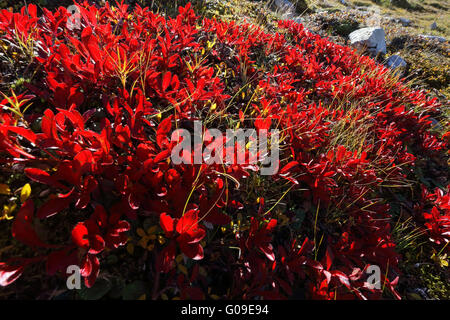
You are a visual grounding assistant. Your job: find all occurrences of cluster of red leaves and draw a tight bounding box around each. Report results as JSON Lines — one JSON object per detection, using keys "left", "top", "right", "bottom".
{"left": 0, "top": 2, "right": 448, "bottom": 299}
{"left": 420, "top": 187, "right": 450, "bottom": 248}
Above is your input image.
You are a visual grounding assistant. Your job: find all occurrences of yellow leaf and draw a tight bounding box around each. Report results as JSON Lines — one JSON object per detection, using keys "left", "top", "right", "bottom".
{"left": 175, "top": 254, "right": 184, "bottom": 264}
{"left": 199, "top": 266, "right": 207, "bottom": 277}
{"left": 126, "top": 243, "right": 134, "bottom": 255}
{"left": 161, "top": 293, "right": 169, "bottom": 300}
{"left": 138, "top": 237, "right": 149, "bottom": 248}
{"left": 0, "top": 184, "right": 11, "bottom": 195}
{"left": 207, "top": 40, "right": 216, "bottom": 50}
{"left": 3, "top": 203, "right": 16, "bottom": 215}
{"left": 1, "top": 204, "right": 16, "bottom": 221}
{"left": 20, "top": 183, "right": 31, "bottom": 202}
{"left": 210, "top": 294, "right": 220, "bottom": 300}
{"left": 178, "top": 264, "right": 188, "bottom": 276}
{"left": 136, "top": 228, "right": 146, "bottom": 237}
{"left": 138, "top": 294, "right": 146, "bottom": 300}
{"left": 147, "top": 225, "right": 158, "bottom": 234}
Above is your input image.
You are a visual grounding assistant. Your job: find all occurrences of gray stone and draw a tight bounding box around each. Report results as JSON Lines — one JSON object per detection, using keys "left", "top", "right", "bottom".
{"left": 429, "top": 117, "right": 443, "bottom": 131}
{"left": 386, "top": 55, "right": 407, "bottom": 69}
{"left": 430, "top": 22, "right": 437, "bottom": 30}
{"left": 398, "top": 18, "right": 411, "bottom": 26}
{"left": 349, "top": 27, "right": 387, "bottom": 55}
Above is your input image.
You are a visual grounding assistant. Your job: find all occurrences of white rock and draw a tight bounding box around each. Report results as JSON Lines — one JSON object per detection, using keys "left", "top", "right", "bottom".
{"left": 420, "top": 35, "right": 447, "bottom": 42}
{"left": 386, "top": 55, "right": 407, "bottom": 69}
{"left": 274, "top": 0, "right": 296, "bottom": 19}
{"left": 349, "top": 27, "right": 387, "bottom": 55}
{"left": 291, "top": 16, "right": 304, "bottom": 24}
{"left": 275, "top": 0, "right": 295, "bottom": 11}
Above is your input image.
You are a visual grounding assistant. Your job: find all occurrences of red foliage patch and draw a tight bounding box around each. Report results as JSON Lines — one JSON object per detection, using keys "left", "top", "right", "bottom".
{"left": 0, "top": 2, "right": 448, "bottom": 299}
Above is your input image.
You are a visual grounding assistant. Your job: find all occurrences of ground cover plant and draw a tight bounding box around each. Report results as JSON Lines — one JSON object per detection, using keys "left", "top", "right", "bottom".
{"left": 0, "top": 1, "right": 448, "bottom": 300}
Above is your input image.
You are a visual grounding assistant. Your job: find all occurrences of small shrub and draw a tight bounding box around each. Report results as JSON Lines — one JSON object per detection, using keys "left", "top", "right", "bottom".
{"left": 0, "top": 2, "right": 448, "bottom": 300}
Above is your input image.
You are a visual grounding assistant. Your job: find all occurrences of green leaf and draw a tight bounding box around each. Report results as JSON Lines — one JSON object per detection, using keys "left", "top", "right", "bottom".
{"left": 293, "top": 208, "right": 306, "bottom": 229}
{"left": 106, "top": 254, "right": 118, "bottom": 265}
{"left": 406, "top": 292, "right": 423, "bottom": 300}
{"left": 108, "top": 278, "right": 125, "bottom": 299}
{"left": 78, "top": 278, "right": 112, "bottom": 300}
{"left": 122, "top": 280, "right": 148, "bottom": 300}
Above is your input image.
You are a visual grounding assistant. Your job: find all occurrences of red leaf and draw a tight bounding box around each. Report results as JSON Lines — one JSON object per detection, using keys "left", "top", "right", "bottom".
{"left": 37, "top": 196, "right": 72, "bottom": 219}
{"left": 81, "top": 27, "right": 101, "bottom": 63}
{"left": 80, "top": 254, "right": 92, "bottom": 277}
{"left": 239, "top": 110, "right": 244, "bottom": 122}
{"left": 27, "top": 3, "right": 37, "bottom": 18}
{"left": 110, "top": 220, "right": 131, "bottom": 235}
{"left": 156, "top": 241, "right": 176, "bottom": 273}
{"left": 6, "top": 126, "right": 37, "bottom": 143}
{"left": 56, "top": 108, "right": 85, "bottom": 129}
{"left": 154, "top": 149, "right": 171, "bottom": 163}
{"left": 176, "top": 210, "right": 198, "bottom": 235}
{"left": 203, "top": 209, "right": 231, "bottom": 225}
{"left": 74, "top": 150, "right": 94, "bottom": 175}
{"left": 12, "top": 200, "right": 52, "bottom": 247}
{"left": 162, "top": 72, "right": 171, "bottom": 92}
{"left": 266, "top": 219, "right": 277, "bottom": 232}
{"left": 71, "top": 223, "right": 89, "bottom": 249}
{"left": 156, "top": 115, "right": 173, "bottom": 148}
{"left": 324, "top": 246, "right": 334, "bottom": 270}
{"left": 0, "top": 262, "right": 24, "bottom": 286}
{"left": 171, "top": 74, "right": 180, "bottom": 90}
{"left": 179, "top": 242, "right": 204, "bottom": 260}
{"left": 160, "top": 213, "right": 174, "bottom": 237}
{"left": 280, "top": 161, "right": 299, "bottom": 174}
{"left": 336, "top": 145, "right": 346, "bottom": 162}
{"left": 84, "top": 254, "right": 100, "bottom": 288}
{"left": 46, "top": 247, "right": 78, "bottom": 276}
{"left": 25, "top": 168, "right": 67, "bottom": 190}
{"left": 259, "top": 243, "right": 275, "bottom": 261}
{"left": 88, "top": 234, "right": 105, "bottom": 254}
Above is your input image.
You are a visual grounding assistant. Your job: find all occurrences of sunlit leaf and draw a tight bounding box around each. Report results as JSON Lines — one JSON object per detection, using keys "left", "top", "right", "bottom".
{"left": 20, "top": 183, "right": 31, "bottom": 203}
